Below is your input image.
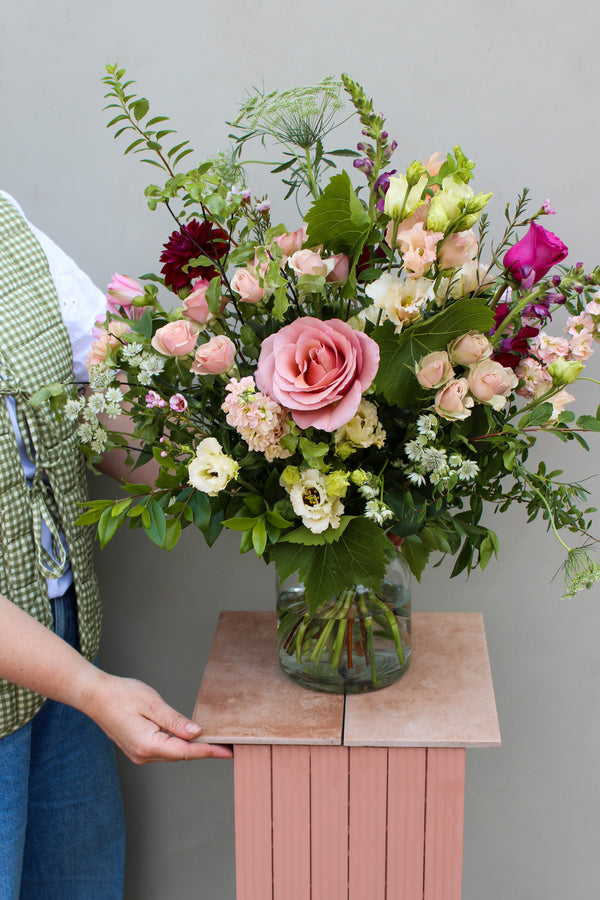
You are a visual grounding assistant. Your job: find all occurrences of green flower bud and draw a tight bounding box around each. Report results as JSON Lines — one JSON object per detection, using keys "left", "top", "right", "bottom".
{"left": 547, "top": 358, "right": 584, "bottom": 386}
{"left": 350, "top": 468, "right": 369, "bottom": 486}
{"left": 325, "top": 471, "right": 350, "bottom": 498}
{"left": 406, "top": 160, "right": 427, "bottom": 188}
{"left": 334, "top": 442, "right": 355, "bottom": 461}
{"left": 280, "top": 466, "right": 300, "bottom": 489}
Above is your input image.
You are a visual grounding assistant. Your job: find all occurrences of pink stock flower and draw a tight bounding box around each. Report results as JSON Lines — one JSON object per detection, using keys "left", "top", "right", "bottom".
{"left": 169, "top": 393, "right": 188, "bottom": 412}
{"left": 151, "top": 320, "right": 199, "bottom": 357}
{"left": 515, "top": 357, "right": 552, "bottom": 400}
{"left": 255, "top": 317, "right": 380, "bottom": 432}
{"left": 529, "top": 332, "right": 570, "bottom": 365}
{"left": 190, "top": 335, "right": 236, "bottom": 375}
{"left": 504, "top": 222, "right": 568, "bottom": 285}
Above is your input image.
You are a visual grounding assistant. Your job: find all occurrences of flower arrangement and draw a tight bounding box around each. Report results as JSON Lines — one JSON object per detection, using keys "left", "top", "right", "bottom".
{"left": 52, "top": 66, "right": 600, "bottom": 633}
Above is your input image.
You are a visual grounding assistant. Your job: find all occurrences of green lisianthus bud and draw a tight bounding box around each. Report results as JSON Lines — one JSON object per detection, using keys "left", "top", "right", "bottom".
{"left": 466, "top": 191, "right": 493, "bottom": 214}
{"left": 280, "top": 466, "right": 300, "bottom": 489}
{"left": 406, "top": 160, "right": 427, "bottom": 188}
{"left": 350, "top": 468, "right": 369, "bottom": 485}
{"left": 325, "top": 470, "right": 350, "bottom": 498}
{"left": 426, "top": 199, "right": 450, "bottom": 233}
{"left": 334, "top": 442, "right": 355, "bottom": 461}
{"left": 547, "top": 358, "right": 584, "bottom": 386}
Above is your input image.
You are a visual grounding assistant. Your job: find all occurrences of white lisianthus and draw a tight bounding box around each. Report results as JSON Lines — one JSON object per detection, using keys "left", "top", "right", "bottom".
{"left": 288, "top": 469, "right": 344, "bottom": 534}
{"left": 334, "top": 399, "right": 386, "bottom": 458}
{"left": 188, "top": 437, "right": 239, "bottom": 496}
{"left": 365, "top": 273, "right": 433, "bottom": 333}
{"left": 384, "top": 173, "right": 428, "bottom": 219}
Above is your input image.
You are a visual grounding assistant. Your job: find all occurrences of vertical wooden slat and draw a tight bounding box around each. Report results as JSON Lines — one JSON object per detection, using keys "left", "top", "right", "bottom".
{"left": 348, "top": 747, "right": 388, "bottom": 900}
{"left": 311, "top": 746, "right": 349, "bottom": 900}
{"left": 272, "top": 746, "right": 311, "bottom": 900}
{"left": 234, "top": 745, "right": 273, "bottom": 900}
{"left": 423, "top": 748, "right": 466, "bottom": 900}
{"left": 386, "top": 747, "right": 427, "bottom": 900}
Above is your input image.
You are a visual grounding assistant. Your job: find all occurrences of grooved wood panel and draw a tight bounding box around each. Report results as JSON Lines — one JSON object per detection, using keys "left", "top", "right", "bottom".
{"left": 387, "top": 747, "right": 427, "bottom": 900}
{"left": 348, "top": 747, "right": 388, "bottom": 900}
{"left": 233, "top": 745, "right": 273, "bottom": 900}
{"left": 424, "top": 748, "right": 466, "bottom": 900}
{"left": 310, "top": 746, "right": 349, "bottom": 900}
{"left": 272, "top": 746, "right": 311, "bottom": 900}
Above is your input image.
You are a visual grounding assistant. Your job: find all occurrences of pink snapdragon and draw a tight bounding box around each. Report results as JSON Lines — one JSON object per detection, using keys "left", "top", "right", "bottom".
{"left": 222, "top": 376, "right": 292, "bottom": 461}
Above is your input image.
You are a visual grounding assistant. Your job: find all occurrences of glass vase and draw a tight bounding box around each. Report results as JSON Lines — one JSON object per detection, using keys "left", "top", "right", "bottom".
{"left": 276, "top": 551, "right": 412, "bottom": 694}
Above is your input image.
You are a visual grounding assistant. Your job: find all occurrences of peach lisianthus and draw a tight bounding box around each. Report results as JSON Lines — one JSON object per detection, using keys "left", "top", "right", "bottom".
{"left": 86, "top": 320, "right": 131, "bottom": 372}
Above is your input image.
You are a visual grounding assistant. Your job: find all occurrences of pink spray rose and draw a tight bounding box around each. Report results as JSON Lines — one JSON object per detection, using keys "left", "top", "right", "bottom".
{"left": 230, "top": 267, "right": 265, "bottom": 304}
{"left": 274, "top": 225, "right": 307, "bottom": 259}
{"left": 183, "top": 278, "right": 224, "bottom": 324}
{"left": 151, "top": 320, "right": 199, "bottom": 357}
{"left": 447, "top": 331, "right": 493, "bottom": 367}
{"left": 288, "top": 249, "right": 336, "bottom": 279}
{"left": 86, "top": 321, "right": 131, "bottom": 372}
{"left": 433, "top": 378, "right": 474, "bottom": 421}
{"left": 255, "top": 317, "right": 379, "bottom": 432}
{"left": 326, "top": 254, "right": 351, "bottom": 284}
{"left": 190, "top": 335, "right": 236, "bottom": 375}
{"left": 415, "top": 351, "right": 454, "bottom": 389}
{"left": 467, "top": 359, "right": 518, "bottom": 410}
{"left": 504, "top": 222, "right": 568, "bottom": 285}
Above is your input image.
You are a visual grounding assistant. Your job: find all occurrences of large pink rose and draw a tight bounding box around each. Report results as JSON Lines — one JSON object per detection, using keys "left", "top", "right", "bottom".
{"left": 255, "top": 317, "right": 379, "bottom": 432}
{"left": 504, "top": 222, "right": 568, "bottom": 285}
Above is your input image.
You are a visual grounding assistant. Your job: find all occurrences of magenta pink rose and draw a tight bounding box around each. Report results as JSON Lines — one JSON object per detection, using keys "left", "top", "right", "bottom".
{"left": 504, "top": 222, "right": 568, "bottom": 285}
{"left": 151, "top": 320, "right": 199, "bottom": 357}
{"left": 255, "top": 317, "right": 379, "bottom": 431}
{"left": 190, "top": 335, "right": 236, "bottom": 375}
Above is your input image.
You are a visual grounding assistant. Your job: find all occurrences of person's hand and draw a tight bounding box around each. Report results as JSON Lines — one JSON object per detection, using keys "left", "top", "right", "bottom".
{"left": 82, "top": 670, "right": 232, "bottom": 764}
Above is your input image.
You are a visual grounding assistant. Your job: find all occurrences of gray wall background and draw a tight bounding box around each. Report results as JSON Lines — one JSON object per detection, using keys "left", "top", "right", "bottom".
{"left": 3, "top": 2, "right": 600, "bottom": 897}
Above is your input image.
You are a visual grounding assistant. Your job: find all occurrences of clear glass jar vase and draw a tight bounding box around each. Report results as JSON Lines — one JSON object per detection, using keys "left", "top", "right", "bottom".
{"left": 276, "top": 551, "right": 412, "bottom": 694}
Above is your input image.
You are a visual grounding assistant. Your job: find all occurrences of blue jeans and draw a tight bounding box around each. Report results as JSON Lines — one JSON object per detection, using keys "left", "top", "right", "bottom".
{"left": 0, "top": 586, "right": 125, "bottom": 899}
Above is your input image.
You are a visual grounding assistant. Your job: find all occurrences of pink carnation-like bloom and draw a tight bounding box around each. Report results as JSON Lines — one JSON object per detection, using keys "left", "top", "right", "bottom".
{"left": 169, "top": 393, "right": 188, "bottom": 412}
{"left": 145, "top": 390, "right": 166, "bottom": 409}
{"left": 255, "top": 317, "right": 379, "bottom": 432}
{"left": 222, "top": 376, "right": 292, "bottom": 461}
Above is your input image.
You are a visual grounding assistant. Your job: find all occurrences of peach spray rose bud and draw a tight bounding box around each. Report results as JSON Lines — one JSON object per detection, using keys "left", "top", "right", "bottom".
{"left": 447, "top": 332, "right": 493, "bottom": 367}
{"left": 274, "top": 225, "right": 307, "bottom": 259}
{"left": 182, "top": 279, "right": 224, "bottom": 324}
{"left": 151, "top": 320, "right": 199, "bottom": 357}
{"left": 288, "top": 249, "right": 336, "bottom": 279}
{"left": 230, "top": 267, "right": 266, "bottom": 304}
{"left": 415, "top": 351, "right": 455, "bottom": 389}
{"left": 190, "top": 336, "right": 236, "bottom": 375}
{"left": 467, "top": 359, "right": 518, "bottom": 410}
{"left": 433, "top": 378, "right": 474, "bottom": 421}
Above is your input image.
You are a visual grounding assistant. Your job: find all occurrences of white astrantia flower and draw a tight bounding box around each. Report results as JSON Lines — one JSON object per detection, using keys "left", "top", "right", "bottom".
{"left": 105, "top": 387, "right": 124, "bottom": 405}
{"left": 138, "top": 353, "right": 166, "bottom": 385}
{"left": 416, "top": 413, "right": 438, "bottom": 438}
{"left": 405, "top": 439, "right": 425, "bottom": 462}
{"left": 90, "top": 428, "right": 108, "bottom": 454}
{"left": 121, "top": 341, "right": 144, "bottom": 361}
{"left": 86, "top": 392, "right": 106, "bottom": 416}
{"left": 420, "top": 447, "right": 448, "bottom": 475}
{"left": 448, "top": 454, "right": 463, "bottom": 469}
{"left": 364, "top": 499, "right": 394, "bottom": 525}
{"left": 89, "top": 367, "right": 116, "bottom": 391}
{"left": 459, "top": 460, "right": 479, "bottom": 481}
{"left": 77, "top": 422, "right": 94, "bottom": 444}
{"left": 188, "top": 437, "right": 239, "bottom": 496}
{"left": 104, "top": 402, "right": 122, "bottom": 419}
{"left": 63, "top": 397, "right": 85, "bottom": 421}
{"left": 288, "top": 469, "right": 344, "bottom": 534}
{"left": 407, "top": 470, "right": 426, "bottom": 487}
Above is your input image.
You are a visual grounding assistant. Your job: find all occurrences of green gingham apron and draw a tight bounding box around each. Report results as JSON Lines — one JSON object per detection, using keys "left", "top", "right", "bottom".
{"left": 0, "top": 196, "right": 101, "bottom": 737}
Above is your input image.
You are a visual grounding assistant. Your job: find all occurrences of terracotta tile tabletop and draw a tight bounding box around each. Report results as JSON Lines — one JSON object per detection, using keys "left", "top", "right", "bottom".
{"left": 192, "top": 611, "right": 500, "bottom": 748}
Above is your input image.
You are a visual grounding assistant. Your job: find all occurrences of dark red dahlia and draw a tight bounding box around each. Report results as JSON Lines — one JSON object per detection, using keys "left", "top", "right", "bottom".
{"left": 160, "top": 219, "right": 230, "bottom": 292}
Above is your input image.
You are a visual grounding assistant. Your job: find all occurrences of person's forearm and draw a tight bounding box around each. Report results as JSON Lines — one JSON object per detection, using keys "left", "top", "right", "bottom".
{"left": 0, "top": 592, "right": 99, "bottom": 709}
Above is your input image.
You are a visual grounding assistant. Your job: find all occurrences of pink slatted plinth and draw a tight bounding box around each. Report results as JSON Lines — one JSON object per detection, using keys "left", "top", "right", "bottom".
{"left": 194, "top": 612, "right": 500, "bottom": 899}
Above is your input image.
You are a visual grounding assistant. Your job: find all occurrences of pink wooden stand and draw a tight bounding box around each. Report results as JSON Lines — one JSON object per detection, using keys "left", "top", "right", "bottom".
{"left": 194, "top": 612, "right": 500, "bottom": 900}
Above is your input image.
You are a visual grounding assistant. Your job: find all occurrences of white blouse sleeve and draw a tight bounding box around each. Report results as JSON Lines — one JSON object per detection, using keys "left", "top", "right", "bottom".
{"left": 1, "top": 191, "right": 107, "bottom": 383}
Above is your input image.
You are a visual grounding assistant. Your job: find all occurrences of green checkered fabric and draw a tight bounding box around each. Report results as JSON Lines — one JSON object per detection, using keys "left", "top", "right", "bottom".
{"left": 0, "top": 196, "right": 101, "bottom": 737}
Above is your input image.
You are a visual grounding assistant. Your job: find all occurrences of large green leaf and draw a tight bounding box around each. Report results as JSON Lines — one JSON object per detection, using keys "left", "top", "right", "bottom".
{"left": 270, "top": 517, "right": 393, "bottom": 611}
{"left": 373, "top": 296, "right": 495, "bottom": 407}
{"left": 304, "top": 171, "right": 370, "bottom": 259}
